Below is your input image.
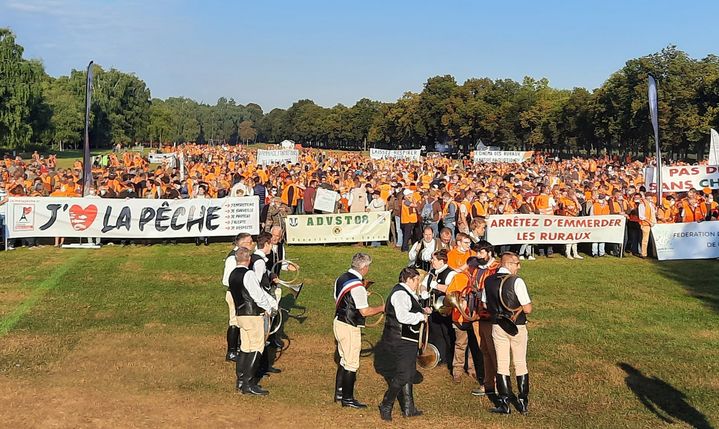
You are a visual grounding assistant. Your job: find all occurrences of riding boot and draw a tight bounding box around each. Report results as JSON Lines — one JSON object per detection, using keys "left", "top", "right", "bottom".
{"left": 399, "top": 384, "right": 423, "bottom": 417}
{"left": 334, "top": 366, "right": 344, "bottom": 402}
{"left": 235, "top": 351, "right": 246, "bottom": 392}
{"left": 226, "top": 326, "right": 239, "bottom": 362}
{"left": 341, "top": 370, "right": 367, "bottom": 409}
{"left": 241, "top": 351, "right": 269, "bottom": 396}
{"left": 516, "top": 374, "right": 529, "bottom": 414}
{"left": 490, "top": 374, "right": 512, "bottom": 414}
{"left": 379, "top": 381, "right": 402, "bottom": 421}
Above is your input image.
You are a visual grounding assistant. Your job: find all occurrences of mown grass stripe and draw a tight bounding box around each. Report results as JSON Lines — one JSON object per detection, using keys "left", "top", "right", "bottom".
{"left": 0, "top": 253, "right": 82, "bottom": 336}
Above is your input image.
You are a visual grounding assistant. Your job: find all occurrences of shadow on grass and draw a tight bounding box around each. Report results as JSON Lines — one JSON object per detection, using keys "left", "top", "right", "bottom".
{"left": 618, "top": 362, "right": 713, "bottom": 429}
{"left": 653, "top": 261, "right": 719, "bottom": 315}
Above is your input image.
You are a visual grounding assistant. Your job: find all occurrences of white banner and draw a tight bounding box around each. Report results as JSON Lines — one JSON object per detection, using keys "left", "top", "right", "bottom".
{"left": 286, "top": 211, "right": 391, "bottom": 244}
{"left": 644, "top": 165, "right": 719, "bottom": 193}
{"left": 257, "top": 149, "right": 299, "bottom": 165}
{"left": 314, "top": 188, "right": 339, "bottom": 213}
{"left": 486, "top": 214, "right": 626, "bottom": 245}
{"left": 7, "top": 196, "right": 259, "bottom": 239}
{"left": 369, "top": 148, "right": 421, "bottom": 161}
{"left": 710, "top": 129, "right": 719, "bottom": 166}
{"left": 148, "top": 153, "right": 177, "bottom": 168}
{"left": 473, "top": 150, "right": 533, "bottom": 163}
{"left": 651, "top": 222, "right": 719, "bottom": 260}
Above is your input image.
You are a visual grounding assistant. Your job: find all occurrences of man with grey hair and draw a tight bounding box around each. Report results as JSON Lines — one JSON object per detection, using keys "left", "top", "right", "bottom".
{"left": 332, "top": 253, "right": 385, "bottom": 409}
{"left": 229, "top": 246, "right": 278, "bottom": 396}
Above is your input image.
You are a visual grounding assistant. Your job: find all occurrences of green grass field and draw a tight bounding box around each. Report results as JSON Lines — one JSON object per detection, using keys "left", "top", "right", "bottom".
{"left": 0, "top": 244, "right": 717, "bottom": 428}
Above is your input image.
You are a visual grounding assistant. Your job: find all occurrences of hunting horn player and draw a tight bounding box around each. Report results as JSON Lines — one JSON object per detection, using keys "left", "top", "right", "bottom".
{"left": 332, "top": 253, "right": 385, "bottom": 409}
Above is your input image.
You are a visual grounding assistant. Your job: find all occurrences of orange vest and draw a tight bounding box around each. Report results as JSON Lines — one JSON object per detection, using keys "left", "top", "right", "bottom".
{"left": 640, "top": 200, "right": 655, "bottom": 227}
{"left": 681, "top": 200, "right": 707, "bottom": 222}
{"left": 401, "top": 203, "right": 418, "bottom": 224}
{"left": 281, "top": 183, "right": 299, "bottom": 206}
{"left": 592, "top": 202, "right": 610, "bottom": 216}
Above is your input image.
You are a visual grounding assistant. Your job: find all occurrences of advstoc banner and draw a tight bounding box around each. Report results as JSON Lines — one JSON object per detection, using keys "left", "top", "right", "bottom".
{"left": 286, "top": 211, "right": 391, "bottom": 244}
{"left": 651, "top": 222, "right": 719, "bottom": 261}
{"left": 486, "top": 214, "right": 626, "bottom": 245}
{"left": 7, "top": 196, "right": 259, "bottom": 238}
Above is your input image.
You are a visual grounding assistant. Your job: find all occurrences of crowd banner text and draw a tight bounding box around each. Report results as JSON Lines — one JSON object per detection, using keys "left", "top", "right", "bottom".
{"left": 369, "top": 148, "right": 421, "bottom": 161}
{"left": 651, "top": 222, "right": 719, "bottom": 260}
{"left": 644, "top": 165, "right": 719, "bottom": 192}
{"left": 286, "top": 211, "right": 391, "bottom": 244}
{"left": 486, "top": 214, "right": 626, "bottom": 245}
{"left": 7, "top": 196, "right": 259, "bottom": 239}
{"left": 257, "top": 149, "right": 299, "bottom": 165}
{"left": 473, "top": 151, "right": 533, "bottom": 163}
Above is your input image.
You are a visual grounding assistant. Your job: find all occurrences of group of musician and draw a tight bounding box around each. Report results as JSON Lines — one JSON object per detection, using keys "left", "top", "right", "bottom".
{"left": 221, "top": 233, "right": 533, "bottom": 419}
{"left": 222, "top": 226, "right": 288, "bottom": 396}
{"left": 332, "top": 247, "right": 533, "bottom": 420}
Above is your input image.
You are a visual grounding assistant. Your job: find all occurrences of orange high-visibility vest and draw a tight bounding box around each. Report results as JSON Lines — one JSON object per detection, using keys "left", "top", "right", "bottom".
{"left": 401, "top": 203, "right": 418, "bottom": 224}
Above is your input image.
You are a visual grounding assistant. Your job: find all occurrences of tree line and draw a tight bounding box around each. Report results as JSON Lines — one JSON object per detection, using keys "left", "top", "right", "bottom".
{"left": 2, "top": 27, "right": 718, "bottom": 158}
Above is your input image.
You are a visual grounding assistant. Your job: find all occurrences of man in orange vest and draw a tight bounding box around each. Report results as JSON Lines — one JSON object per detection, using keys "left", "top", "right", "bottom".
{"left": 400, "top": 190, "right": 419, "bottom": 251}
{"left": 445, "top": 257, "right": 482, "bottom": 383}
{"left": 280, "top": 176, "right": 299, "bottom": 214}
{"left": 589, "top": 193, "right": 610, "bottom": 257}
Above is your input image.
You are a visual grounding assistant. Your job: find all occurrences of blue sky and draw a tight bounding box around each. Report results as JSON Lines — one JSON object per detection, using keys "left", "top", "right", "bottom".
{"left": 2, "top": 0, "right": 718, "bottom": 111}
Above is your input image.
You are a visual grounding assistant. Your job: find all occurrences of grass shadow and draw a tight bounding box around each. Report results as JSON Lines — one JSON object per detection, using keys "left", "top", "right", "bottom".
{"left": 618, "top": 362, "right": 713, "bottom": 429}
{"left": 652, "top": 260, "right": 719, "bottom": 314}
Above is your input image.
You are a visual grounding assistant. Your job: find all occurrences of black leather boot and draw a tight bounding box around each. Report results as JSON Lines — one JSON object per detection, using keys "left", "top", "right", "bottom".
{"left": 516, "top": 374, "right": 529, "bottom": 415}
{"left": 235, "top": 351, "right": 246, "bottom": 392}
{"left": 490, "top": 374, "right": 512, "bottom": 414}
{"left": 241, "top": 352, "right": 269, "bottom": 396}
{"left": 378, "top": 382, "right": 402, "bottom": 421}
{"left": 399, "top": 384, "right": 423, "bottom": 417}
{"left": 341, "top": 370, "right": 367, "bottom": 409}
{"left": 226, "top": 326, "right": 239, "bottom": 362}
{"left": 334, "top": 366, "right": 344, "bottom": 402}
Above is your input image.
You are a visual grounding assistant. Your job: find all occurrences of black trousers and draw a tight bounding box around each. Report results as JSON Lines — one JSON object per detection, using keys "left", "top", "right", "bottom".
{"left": 375, "top": 338, "right": 418, "bottom": 385}
{"left": 428, "top": 313, "right": 454, "bottom": 369}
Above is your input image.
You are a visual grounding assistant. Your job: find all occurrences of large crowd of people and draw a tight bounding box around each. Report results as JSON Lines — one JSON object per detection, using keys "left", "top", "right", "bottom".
{"left": 1, "top": 144, "right": 717, "bottom": 256}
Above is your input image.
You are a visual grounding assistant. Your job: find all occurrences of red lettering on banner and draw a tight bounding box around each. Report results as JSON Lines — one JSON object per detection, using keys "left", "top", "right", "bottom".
{"left": 708, "top": 166, "right": 718, "bottom": 174}
{"left": 516, "top": 232, "right": 534, "bottom": 241}
{"left": 539, "top": 232, "right": 548, "bottom": 240}
{"left": 544, "top": 219, "right": 553, "bottom": 227}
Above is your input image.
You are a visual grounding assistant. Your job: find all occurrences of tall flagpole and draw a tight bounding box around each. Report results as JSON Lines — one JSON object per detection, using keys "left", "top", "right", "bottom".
{"left": 648, "top": 74, "right": 662, "bottom": 203}
{"left": 82, "top": 61, "right": 94, "bottom": 197}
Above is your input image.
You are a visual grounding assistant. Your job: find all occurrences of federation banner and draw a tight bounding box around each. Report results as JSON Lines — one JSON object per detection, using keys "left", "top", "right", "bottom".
{"left": 651, "top": 222, "right": 719, "bottom": 261}
{"left": 257, "top": 149, "right": 299, "bottom": 165}
{"left": 7, "top": 196, "right": 259, "bottom": 239}
{"left": 473, "top": 151, "right": 533, "bottom": 163}
{"left": 486, "top": 214, "right": 626, "bottom": 245}
{"left": 369, "top": 148, "right": 421, "bottom": 161}
{"left": 644, "top": 165, "right": 719, "bottom": 192}
{"left": 286, "top": 211, "right": 391, "bottom": 244}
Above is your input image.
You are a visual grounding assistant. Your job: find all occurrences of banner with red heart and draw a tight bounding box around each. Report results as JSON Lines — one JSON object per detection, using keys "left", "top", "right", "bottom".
{"left": 69, "top": 204, "right": 98, "bottom": 231}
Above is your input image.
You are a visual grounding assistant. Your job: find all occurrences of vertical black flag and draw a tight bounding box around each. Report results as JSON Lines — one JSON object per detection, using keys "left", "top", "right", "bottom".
{"left": 83, "top": 61, "right": 94, "bottom": 197}
{"left": 648, "top": 74, "right": 662, "bottom": 202}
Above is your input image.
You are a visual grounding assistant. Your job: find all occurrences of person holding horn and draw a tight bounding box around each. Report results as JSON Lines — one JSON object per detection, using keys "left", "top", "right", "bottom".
{"left": 375, "top": 267, "right": 432, "bottom": 421}
{"left": 332, "top": 253, "right": 385, "bottom": 409}
{"left": 229, "top": 247, "right": 278, "bottom": 396}
{"left": 482, "top": 252, "right": 533, "bottom": 414}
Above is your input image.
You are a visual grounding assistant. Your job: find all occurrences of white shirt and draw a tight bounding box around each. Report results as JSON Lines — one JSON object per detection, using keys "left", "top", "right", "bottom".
{"left": 252, "top": 249, "right": 269, "bottom": 281}
{"left": 391, "top": 283, "right": 425, "bottom": 325}
{"left": 481, "top": 267, "right": 531, "bottom": 305}
{"left": 234, "top": 264, "right": 277, "bottom": 312}
{"left": 408, "top": 238, "right": 437, "bottom": 265}
{"left": 222, "top": 247, "right": 239, "bottom": 287}
{"left": 425, "top": 264, "right": 456, "bottom": 291}
{"left": 348, "top": 268, "right": 369, "bottom": 309}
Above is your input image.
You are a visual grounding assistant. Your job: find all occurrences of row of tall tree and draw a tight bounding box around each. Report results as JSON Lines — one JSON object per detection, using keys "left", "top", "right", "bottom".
{"left": 2, "top": 27, "right": 718, "bottom": 158}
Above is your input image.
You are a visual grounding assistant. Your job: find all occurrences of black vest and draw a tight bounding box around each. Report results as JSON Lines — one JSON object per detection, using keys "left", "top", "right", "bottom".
{"left": 250, "top": 253, "right": 272, "bottom": 293}
{"left": 334, "top": 271, "right": 366, "bottom": 327}
{"left": 484, "top": 273, "right": 527, "bottom": 325}
{"left": 228, "top": 267, "right": 263, "bottom": 316}
{"left": 382, "top": 284, "right": 424, "bottom": 344}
